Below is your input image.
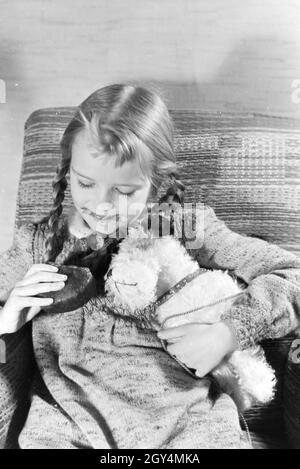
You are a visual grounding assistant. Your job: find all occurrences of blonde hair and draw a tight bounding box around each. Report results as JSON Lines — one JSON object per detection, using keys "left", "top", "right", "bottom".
{"left": 38, "top": 83, "right": 185, "bottom": 262}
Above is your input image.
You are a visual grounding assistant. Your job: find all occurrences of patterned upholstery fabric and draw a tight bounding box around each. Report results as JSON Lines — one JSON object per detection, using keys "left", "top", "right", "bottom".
{"left": 1, "top": 108, "right": 300, "bottom": 449}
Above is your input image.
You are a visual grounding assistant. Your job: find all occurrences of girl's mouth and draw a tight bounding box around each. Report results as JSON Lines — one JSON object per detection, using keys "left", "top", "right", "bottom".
{"left": 88, "top": 211, "right": 119, "bottom": 222}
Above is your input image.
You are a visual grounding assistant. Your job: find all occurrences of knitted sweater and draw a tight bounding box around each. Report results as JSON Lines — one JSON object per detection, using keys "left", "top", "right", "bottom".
{"left": 1, "top": 202, "right": 300, "bottom": 448}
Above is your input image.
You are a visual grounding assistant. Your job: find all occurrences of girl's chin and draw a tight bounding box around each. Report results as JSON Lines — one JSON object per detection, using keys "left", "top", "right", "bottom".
{"left": 85, "top": 216, "right": 127, "bottom": 237}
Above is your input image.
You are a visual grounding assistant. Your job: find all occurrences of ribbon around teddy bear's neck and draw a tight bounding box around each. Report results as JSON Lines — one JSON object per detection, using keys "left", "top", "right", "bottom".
{"left": 155, "top": 267, "right": 210, "bottom": 308}
{"left": 153, "top": 269, "right": 245, "bottom": 326}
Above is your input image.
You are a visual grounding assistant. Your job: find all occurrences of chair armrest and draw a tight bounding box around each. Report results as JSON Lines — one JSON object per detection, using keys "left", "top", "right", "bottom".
{"left": 0, "top": 323, "right": 35, "bottom": 449}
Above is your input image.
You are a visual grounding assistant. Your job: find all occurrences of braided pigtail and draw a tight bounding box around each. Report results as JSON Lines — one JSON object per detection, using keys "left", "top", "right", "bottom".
{"left": 37, "top": 158, "right": 70, "bottom": 264}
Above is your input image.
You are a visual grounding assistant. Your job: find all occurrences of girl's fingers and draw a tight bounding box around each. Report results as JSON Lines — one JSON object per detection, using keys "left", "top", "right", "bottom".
{"left": 158, "top": 322, "right": 213, "bottom": 340}
{"left": 20, "top": 271, "right": 67, "bottom": 286}
{"left": 166, "top": 342, "right": 178, "bottom": 355}
{"left": 14, "top": 296, "right": 54, "bottom": 307}
{"left": 23, "top": 263, "right": 58, "bottom": 278}
{"left": 15, "top": 281, "right": 65, "bottom": 296}
{"left": 157, "top": 324, "right": 193, "bottom": 340}
{"left": 165, "top": 336, "right": 182, "bottom": 344}
{"left": 25, "top": 305, "right": 43, "bottom": 322}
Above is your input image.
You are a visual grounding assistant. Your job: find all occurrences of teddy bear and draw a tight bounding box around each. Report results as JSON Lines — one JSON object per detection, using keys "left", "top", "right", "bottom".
{"left": 103, "top": 222, "right": 276, "bottom": 412}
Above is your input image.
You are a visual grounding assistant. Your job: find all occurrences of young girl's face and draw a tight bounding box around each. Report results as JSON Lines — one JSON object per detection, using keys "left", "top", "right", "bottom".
{"left": 70, "top": 128, "right": 152, "bottom": 236}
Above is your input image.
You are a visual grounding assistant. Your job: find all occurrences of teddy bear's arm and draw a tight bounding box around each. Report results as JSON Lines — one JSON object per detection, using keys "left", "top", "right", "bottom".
{"left": 173, "top": 204, "right": 300, "bottom": 351}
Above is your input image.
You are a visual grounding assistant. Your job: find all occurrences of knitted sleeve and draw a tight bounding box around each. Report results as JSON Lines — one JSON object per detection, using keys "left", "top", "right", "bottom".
{"left": 0, "top": 222, "right": 37, "bottom": 448}
{"left": 0, "top": 223, "right": 37, "bottom": 308}
{"left": 174, "top": 203, "right": 300, "bottom": 351}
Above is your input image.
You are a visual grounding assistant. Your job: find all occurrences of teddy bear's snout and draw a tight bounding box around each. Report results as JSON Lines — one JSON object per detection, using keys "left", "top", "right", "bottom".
{"left": 106, "top": 267, "right": 138, "bottom": 293}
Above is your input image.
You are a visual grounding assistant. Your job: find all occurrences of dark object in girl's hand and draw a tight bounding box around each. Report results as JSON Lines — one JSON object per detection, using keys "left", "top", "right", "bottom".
{"left": 36, "top": 264, "right": 98, "bottom": 314}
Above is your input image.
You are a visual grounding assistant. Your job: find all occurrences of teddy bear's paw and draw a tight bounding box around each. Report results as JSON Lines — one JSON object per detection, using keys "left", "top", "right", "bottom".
{"left": 231, "top": 390, "right": 255, "bottom": 413}
{"left": 229, "top": 351, "right": 276, "bottom": 406}
{"left": 210, "top": 361, "right": 255, "bottom": 412}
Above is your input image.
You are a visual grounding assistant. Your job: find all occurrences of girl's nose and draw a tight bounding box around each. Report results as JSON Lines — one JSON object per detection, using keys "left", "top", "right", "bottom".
{"left": 93, "top": 187, "right": 113, "bottom": 211}
{"left": 95, "top": 202, "right": 114, "bottom": 217}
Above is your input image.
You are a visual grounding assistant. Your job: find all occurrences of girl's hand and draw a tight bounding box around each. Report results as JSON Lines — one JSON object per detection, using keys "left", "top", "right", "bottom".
{"left": 157, "top": 321, "right": 238, "bottom": 378}
{"left": 0, "top": 264, "right": 68, "bottom": 334}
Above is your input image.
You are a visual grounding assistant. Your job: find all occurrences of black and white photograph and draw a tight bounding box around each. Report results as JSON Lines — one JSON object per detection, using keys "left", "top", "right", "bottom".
{"left": 0, "top": 0, "right": 300, "bottom": 452}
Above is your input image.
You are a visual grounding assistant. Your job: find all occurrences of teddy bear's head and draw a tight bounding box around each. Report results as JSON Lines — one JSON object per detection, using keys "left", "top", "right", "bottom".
{"left": 104, "top": 225, "right": 161, "bottom": 310}
{"left": 104, "top": 222, "right": 201, "bottom": 312}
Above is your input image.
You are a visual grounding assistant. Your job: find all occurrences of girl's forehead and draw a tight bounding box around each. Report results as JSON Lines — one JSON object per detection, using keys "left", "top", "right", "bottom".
{"left": 71, "top": 128, "right": 147, "bottom": 183}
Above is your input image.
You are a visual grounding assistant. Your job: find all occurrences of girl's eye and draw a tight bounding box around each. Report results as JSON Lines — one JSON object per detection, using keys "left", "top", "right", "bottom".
{"left": 78, "top": 180, "right": 94, "bottom": 189}
{"left": 78, "top": 180, "right": 135, "bottom": 197}
{"left": 116, "top": 189, "right": 135, "bottom": 197}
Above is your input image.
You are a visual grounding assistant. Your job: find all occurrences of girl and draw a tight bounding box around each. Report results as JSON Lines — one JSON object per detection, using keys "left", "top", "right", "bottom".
{"left": 0, "top": 83, "right": 300, "bottom": 449}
